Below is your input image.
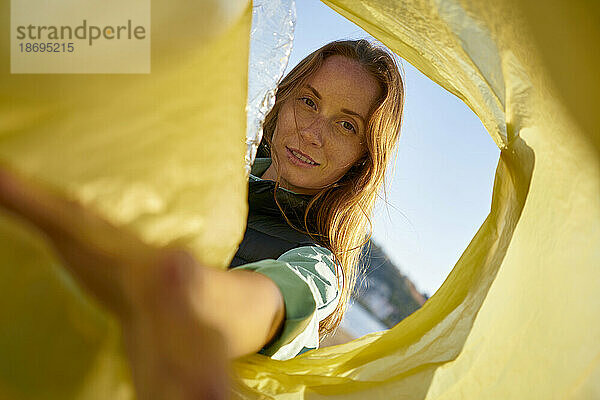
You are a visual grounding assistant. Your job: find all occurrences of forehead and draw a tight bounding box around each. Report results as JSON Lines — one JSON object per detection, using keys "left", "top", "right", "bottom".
{"left": 304, "top": 55, "right": 382, "bottom": 116}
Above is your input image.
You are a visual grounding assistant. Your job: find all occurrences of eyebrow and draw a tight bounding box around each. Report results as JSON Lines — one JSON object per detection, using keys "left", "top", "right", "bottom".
{"left": 306, "top": 84, "right": 321, "bottom": 100}
{"left": 305, "top": 84, "right": 367, "bottom": 126}
{"left": 341, "top": 108, "right": 366, "bottom": 126}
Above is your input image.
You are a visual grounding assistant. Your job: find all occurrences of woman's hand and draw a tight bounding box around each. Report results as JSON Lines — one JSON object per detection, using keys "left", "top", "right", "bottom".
{"left": 122, "top": 250, "right": 229, "bottom": 400}
{"left": 0, "top": 164, "right": 287, "bottom": 397}
{"left": 0, "top": 164, "right": 229, "bottom": 399}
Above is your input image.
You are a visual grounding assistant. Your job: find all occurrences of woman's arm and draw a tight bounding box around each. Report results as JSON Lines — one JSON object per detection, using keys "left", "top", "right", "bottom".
{"left": 0, "top": 165, "right": 142, "bottom": 319}
{"left": 188, "top": 263, "right": 285, "bottom": 357}
{"left": 0, "top": 165, "right": 285, "bottom": 397}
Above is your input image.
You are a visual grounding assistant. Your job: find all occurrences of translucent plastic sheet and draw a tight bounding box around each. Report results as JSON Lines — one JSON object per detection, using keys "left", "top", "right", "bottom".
{"left": 1, "top": 0, "right": 599, "bottom": 399}
{"left": 245, "top": 0, "right": 295, "bottom": 174}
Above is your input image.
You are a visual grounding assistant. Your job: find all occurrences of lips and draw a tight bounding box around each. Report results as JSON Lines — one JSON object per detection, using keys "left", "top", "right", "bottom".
{"left": 285, "top": 147, "right": 320, "bottom": 166}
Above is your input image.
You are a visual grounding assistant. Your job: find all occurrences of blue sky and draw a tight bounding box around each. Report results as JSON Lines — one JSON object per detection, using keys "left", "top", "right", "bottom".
{"left": 285, "top": 0, "right": 500, "bottom": 296}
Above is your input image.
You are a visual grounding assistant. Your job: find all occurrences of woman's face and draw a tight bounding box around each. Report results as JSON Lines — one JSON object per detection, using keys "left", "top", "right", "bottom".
{"left": 262, "top": 55, "right": 382, "bottom": 195}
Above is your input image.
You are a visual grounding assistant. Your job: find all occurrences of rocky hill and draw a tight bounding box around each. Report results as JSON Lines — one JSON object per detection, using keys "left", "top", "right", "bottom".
{"left": 321, "top": 240, "right": 428, "bottom": 346}
{"left": 352, "top": 240, "right": 428, "bottom": 328}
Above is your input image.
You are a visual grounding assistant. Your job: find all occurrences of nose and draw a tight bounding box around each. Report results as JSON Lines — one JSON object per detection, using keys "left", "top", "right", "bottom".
{"left": 298, "top": 115, "right": 326, "bottom": 147}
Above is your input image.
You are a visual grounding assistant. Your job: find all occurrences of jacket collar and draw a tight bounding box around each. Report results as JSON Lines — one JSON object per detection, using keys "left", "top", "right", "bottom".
{"left": 249, "top": 157, "right": 272, "bottom": 180}
{"left": 248, "top": 158, "right": 313, "bottom": 227}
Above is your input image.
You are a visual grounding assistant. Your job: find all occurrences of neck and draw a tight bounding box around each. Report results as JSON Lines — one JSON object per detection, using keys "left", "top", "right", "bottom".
{"left": 260, "top": 163, "right": 277, "bottom": 181}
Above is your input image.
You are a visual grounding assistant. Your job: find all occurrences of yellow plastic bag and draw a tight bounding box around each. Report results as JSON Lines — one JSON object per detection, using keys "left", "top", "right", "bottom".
{"left": 1, "top": 0, "right": 598, "bottom": 399}
{"left": 233, "top": 1, "right": 600, "bottom": 399}
{"left": 0, "top": 2, "right": 250, "bottom": 398}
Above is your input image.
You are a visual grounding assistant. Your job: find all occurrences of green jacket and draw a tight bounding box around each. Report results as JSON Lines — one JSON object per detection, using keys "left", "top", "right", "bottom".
{"left": 232, "top": 158, "right": 340, "bottom": 360}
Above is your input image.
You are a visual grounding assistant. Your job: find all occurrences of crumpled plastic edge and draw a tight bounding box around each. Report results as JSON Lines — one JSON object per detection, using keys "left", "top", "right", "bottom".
{"left": 245, "top": 0, "right": 296, "bottom": 175}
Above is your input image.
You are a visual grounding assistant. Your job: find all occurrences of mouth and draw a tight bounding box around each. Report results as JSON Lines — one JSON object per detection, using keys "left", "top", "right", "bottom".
{"left": 285, "top": 147, "right": 320, "bottom": 167}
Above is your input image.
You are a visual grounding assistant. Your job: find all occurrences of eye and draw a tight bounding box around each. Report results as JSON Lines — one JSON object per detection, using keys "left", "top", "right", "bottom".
{"left": 299, "top": 97, "right": 317, "bottom": 109}
{"left": 340, "top": 121, "right": 357, "bottom": 133}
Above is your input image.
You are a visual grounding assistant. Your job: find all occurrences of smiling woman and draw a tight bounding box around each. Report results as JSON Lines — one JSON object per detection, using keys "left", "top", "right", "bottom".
{"left": 253, "top": 39, "right": 404, "bottom": 342}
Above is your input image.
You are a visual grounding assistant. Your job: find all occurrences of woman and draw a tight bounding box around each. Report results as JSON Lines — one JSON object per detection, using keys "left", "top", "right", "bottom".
{"left": 231, "top": 39, "right": 404, "bottom": 359}
{"left": 0, "top": 39, "right": 403, "bottom": 398}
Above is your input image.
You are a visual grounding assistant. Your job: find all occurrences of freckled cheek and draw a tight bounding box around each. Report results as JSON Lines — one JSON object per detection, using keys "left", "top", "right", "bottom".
{"left": 275, "top": 105, "right": 297, "bottom": 138}
{"left": 323, "top": 157, "right": 349, "bottom": 178}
